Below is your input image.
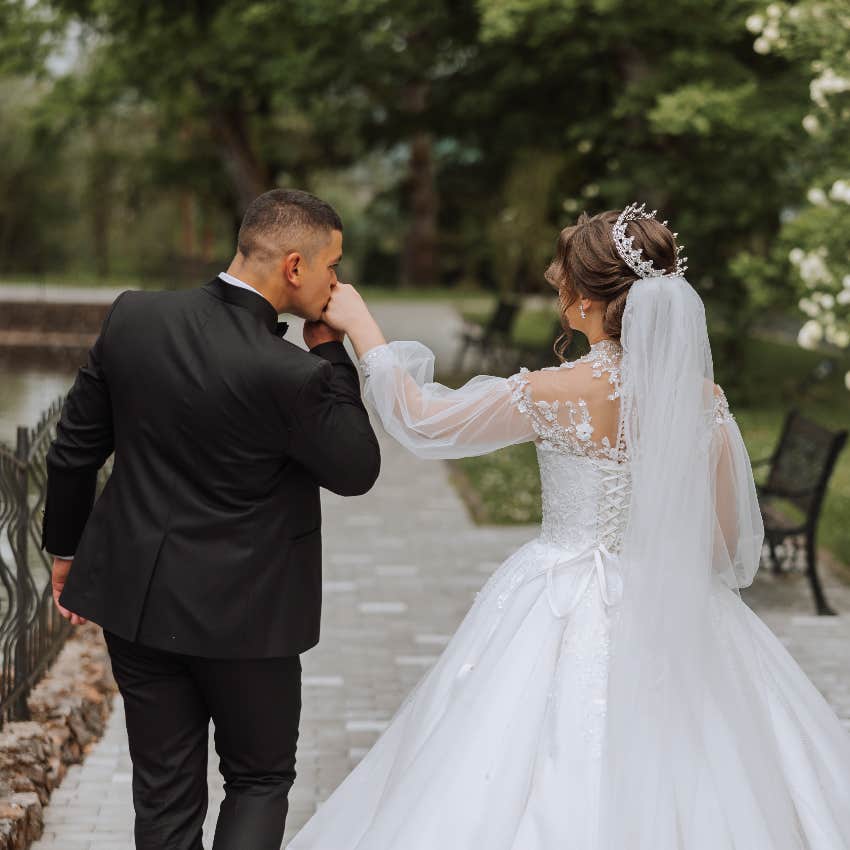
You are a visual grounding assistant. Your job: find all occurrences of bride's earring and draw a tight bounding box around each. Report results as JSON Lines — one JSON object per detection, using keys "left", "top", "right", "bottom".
{"left": 579, "top": 302, "right": 587, "bottom": 319}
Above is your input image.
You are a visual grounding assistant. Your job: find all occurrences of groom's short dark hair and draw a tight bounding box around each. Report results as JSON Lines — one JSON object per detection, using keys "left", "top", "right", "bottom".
{"left": 238, "top": 189, "right": 343, "bottom": 263}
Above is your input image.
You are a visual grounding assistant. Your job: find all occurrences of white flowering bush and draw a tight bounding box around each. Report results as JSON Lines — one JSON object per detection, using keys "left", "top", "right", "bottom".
{"left": 748, "top": 1, "right": 850, "bottom": 389}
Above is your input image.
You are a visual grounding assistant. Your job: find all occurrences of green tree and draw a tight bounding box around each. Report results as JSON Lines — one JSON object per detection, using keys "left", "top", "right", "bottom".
{"left": 0, "top": 1, "right": 77, "bottom": 273}
{"left": 0, "top": 78, "right": 71, "bottom": 272}
{"left": 47, "top": 2, "right": 327, "bottom": 215}
{"left": 745, "top": 2, "right": 850, "bottom": 389}
{"left": 5, "top": 0, "right": 821, "bottom": 309}
{"left": 44, "top": 1, "right": 489, "bottom": 286}
{"left": 0, "top": 0, "right": 56, "bottom": 76}
{"left": 472, "top": 0, "right": 811, "bottom": 324}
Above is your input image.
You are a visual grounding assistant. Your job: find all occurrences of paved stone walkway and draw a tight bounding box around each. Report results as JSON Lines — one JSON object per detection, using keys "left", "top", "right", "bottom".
{"left": 0, "top": 283, "right": 125, "bottom": 304}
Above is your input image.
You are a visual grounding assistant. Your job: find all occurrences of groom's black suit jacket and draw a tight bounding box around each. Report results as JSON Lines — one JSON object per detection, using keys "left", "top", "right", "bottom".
{"left": 41, "top": 278, "right": 381, "bottom": 658}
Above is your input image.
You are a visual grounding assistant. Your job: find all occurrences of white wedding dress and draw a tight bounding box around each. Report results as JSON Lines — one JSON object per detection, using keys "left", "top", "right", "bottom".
{"left": 288, "top": 337, "right": 850, "bottom": 850}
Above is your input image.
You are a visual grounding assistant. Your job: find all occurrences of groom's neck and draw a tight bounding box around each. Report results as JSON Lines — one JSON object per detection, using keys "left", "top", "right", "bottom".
{"left": 225, "top": 255, "right": 288, "bottom": 314}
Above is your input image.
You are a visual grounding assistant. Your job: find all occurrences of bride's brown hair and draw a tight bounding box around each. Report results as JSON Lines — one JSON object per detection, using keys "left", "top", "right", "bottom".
{"left": 544, "top": 209, "right": 679, "bottom": 361}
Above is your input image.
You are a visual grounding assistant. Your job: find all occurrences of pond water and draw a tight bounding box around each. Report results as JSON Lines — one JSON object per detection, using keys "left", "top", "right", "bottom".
{"left": 0, "top": 368, "right": 74, "bottom": 448}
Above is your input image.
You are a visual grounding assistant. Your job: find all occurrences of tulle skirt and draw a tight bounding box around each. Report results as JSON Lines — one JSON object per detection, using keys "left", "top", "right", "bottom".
{"left": 287, "top": 537, "right": 850, "bottom": 850}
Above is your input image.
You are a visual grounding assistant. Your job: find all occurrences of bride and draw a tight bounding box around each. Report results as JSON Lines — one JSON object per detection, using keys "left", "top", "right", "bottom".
{"left": 287, "top": 205, "right": 850, "bottom": 849}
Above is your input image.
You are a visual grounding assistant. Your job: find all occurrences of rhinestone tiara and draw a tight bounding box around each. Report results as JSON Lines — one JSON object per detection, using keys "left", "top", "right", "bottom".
{"left": 612, "top": 202, "right": 687, "bottom": 279}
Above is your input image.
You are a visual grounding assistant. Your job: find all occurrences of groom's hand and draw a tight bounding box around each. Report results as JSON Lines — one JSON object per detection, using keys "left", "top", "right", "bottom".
{"left": 51, "top": 557, "right": 87, "bottom": 625}
{"left": 303, "top": 319, "right": 344, "bottom": 349}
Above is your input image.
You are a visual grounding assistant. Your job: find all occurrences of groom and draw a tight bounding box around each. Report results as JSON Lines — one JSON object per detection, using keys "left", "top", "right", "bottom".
{"left": 41, "top": 189, "right": 381, "bottom": 849}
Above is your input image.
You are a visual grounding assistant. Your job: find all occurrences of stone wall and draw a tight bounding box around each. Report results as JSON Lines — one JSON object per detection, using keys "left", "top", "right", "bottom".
{"left": 0, "top": 301, "right": 109, "bottom": 370}
{"left": 0, "top": 303, "right": 109, "bottom": 335}
{"left": 0, "top": 625, "right": 116, "bottom": 849}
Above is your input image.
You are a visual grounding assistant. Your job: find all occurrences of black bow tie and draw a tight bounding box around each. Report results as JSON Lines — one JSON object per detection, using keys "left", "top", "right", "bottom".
{"left": 275, "top": 321, "right": 289, "bottom": 338}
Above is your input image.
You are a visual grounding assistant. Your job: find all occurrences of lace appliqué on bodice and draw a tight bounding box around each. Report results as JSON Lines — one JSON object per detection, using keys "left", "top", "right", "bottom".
{"left": 713, "top": 385, "right": 734, "bottom": 425}
{"left": 508, "top": 339, "right": 627, "bottom": 464}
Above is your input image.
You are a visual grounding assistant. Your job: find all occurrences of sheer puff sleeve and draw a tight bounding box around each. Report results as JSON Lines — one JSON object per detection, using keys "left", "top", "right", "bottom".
{"left": 360, "top": 342, "right": 535, "bottom": 460}
{"left": 710, "top": 383, "right": 764, "bottom": 589}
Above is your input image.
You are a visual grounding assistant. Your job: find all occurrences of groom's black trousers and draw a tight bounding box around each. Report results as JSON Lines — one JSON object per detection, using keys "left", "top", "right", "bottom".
{"left": 104, "top": 631, "right": 301, "bottom": 850}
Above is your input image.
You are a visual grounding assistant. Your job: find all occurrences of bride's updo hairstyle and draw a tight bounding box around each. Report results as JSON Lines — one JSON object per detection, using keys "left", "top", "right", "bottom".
{"left": 544, "top": 209, "right": 678, "bottom": 361}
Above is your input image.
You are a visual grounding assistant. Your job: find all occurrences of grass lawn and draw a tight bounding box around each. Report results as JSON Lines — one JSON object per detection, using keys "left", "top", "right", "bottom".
{"left": 459, "top": 305, "right": 558, "bottom": 350}
{"left": 0, "top": 273, "right": 162, "bottom": 290}
{"left": 0, "top": 274, "right": 493, "bottom": 306}
{"left": 448, "top": 324, "right": 850, "bottom": 571}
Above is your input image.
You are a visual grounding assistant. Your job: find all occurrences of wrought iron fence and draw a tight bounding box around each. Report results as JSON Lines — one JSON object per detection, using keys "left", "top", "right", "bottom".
{"left": 0, "top": 399, "right": 109, "bottom": 727}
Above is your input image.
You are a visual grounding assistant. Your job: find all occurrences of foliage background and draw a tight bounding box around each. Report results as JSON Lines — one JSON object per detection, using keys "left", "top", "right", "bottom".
{"left": 0, "top": 0, "right": 848, "bottom": 383}
{"left": 0, "top": 2, "right": 812, "bottom": 285}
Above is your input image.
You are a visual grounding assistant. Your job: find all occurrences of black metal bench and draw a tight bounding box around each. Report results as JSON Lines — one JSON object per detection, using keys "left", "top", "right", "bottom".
{"left": 454, "top": 298, "right": 520, "bottom": 373}
{"left": 753, "top": 409, "right": 847, "bottom": 615}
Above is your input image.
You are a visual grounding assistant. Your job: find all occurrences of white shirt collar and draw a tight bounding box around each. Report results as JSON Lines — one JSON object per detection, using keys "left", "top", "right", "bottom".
{"left": 218, "top": 271, "right": 273, "bottom": 306}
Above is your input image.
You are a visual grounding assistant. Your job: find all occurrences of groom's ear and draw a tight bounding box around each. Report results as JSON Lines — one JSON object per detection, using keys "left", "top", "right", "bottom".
{"left": 281, "top": 251, "right": 302, "bottom": 287}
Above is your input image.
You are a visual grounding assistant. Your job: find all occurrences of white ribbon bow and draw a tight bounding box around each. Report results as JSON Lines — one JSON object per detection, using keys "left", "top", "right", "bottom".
{"left": 534, "top": 541, "right": 623, "bottom": 619}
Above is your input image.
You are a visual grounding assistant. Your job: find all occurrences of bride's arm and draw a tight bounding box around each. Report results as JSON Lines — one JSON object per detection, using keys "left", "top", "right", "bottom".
{"left": 322, "top": 284, "right": 536, "bottom": 459}
{"left": 710, "top": 384, "right": 764, "bottom": 589}
{"left": 359, "top": 341, "right": 535, "bottom": 459}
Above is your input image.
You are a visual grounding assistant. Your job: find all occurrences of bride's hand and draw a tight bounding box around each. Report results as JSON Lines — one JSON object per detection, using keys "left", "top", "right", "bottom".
{"left": 323, "top": 282, "right": 386, "bottom": 358}
{"left": 322, "top": 283, "right": 371, "bottom": 333}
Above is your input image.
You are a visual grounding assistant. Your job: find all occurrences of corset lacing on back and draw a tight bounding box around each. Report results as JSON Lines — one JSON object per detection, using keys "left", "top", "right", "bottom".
{"left": 596, "top": 464, "right": 632, "bottom": 554}
{"left": 529, "top": 453, "right": 632, "bottom": 619}
{"left": 507, "top": 339, "right": 632, "bottom": 617}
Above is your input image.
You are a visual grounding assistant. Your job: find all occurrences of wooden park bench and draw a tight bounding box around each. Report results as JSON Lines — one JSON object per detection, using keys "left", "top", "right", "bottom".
{"left": 454, "top": 298, "right": 520, "bottom": 373}
{"left": 752, "top": 409, "right": 848, "bottom": 616}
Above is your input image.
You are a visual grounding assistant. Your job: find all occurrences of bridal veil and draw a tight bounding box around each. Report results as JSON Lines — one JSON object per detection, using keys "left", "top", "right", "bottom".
{"left": 599, "top": 274, "right": 807, "bottom": 848}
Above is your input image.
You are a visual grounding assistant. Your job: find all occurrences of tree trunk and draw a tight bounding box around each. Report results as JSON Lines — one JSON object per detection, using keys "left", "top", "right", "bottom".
{"left": 401, "top": 131, "right": 438, "bottom": 288}
{"left": 204, "top": 97, "right": 270, "bottom": 217}
{"left": 201, "top": 217, "right": 215, "bottom": 262}
{"left": 400, "top": 77, "right": 438, "bottom": 289}
{"left": 89, "top": 143, "right": 115, "bottom": 280}
{"left": 179, "top": 191, "right": 197, "bottom": 258}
